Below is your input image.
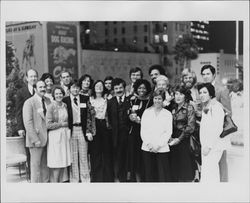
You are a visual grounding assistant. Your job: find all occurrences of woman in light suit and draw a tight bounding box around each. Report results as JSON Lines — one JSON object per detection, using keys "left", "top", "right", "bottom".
{"left": 198, "top": 83, "right": 225, "bottom": 182}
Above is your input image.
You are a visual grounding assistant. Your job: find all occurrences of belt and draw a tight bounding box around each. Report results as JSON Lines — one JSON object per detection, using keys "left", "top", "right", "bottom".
{"left": 73, "top": 123, "right": 82, "bottom": 126}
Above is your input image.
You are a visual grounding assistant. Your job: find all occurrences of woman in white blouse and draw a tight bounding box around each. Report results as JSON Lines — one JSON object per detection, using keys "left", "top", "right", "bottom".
{"left": 140, "top": 88, "right": 173, "bottom": 182}
{"left": 198, "top": 83, "right": 225, "bottom": 182}
{"left": 89, "top": 80, "right": 113, "bottom": 182}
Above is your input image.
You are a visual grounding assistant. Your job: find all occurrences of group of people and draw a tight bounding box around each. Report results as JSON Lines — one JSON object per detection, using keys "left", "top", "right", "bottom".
{"left": 15, "top": 63, "right": 234, "bottom": 183}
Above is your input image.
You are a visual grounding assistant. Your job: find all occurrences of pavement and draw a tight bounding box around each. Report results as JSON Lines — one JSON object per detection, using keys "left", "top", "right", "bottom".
{"left": 6, "top": 137, "right": 246, "bottom": 183}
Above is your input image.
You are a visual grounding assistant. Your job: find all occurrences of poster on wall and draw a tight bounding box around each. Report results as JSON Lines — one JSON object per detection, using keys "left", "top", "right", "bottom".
{"left": 47, "top": 22, "right": 78, "bottom": 83}
{"left": 6, "top": 21, "right": 45, "bottom": 81}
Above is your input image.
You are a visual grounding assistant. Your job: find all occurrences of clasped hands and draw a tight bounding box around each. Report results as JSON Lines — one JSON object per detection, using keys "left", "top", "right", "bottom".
{"left": 147, "top": 143, "right": 160, "bottom": 153}
{"left": 86, "top": 132, "right": 93, "bottom": 141}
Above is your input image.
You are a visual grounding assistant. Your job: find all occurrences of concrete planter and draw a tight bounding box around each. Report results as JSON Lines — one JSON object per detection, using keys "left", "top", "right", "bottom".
{"left": 6, "top": 136, "right": 26, "bottom": 155}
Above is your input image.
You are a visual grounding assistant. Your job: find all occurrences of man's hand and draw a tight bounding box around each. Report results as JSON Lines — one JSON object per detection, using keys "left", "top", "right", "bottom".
{"left": 34, "top": 140, "right": 41, "bottom": 147}
{"left": 86, "top": 133, "right": 93, "bottom": 141}
{"left": 18, "top": 130, "right": 25, "bottom": 137}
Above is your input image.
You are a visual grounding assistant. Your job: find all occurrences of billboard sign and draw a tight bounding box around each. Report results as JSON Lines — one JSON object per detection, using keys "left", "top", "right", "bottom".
{"left": 47, "top": 22, "right": 78, "bottom": 83}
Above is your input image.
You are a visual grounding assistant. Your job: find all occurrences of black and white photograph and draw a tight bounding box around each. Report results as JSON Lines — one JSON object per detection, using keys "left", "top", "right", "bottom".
{"left": 1, "top": 1, "right": 249, "bottom": 202}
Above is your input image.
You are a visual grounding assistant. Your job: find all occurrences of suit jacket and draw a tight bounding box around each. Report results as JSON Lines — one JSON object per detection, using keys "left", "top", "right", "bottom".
{"left": 15, "top": 85, "right": 33, "bottom": 132}
{"left": 62, "top": 95, "right": 96, "bottom": 142}
{"left": 107, "top": 96, "right": 131, "bottom": 147}
{"left": 214, "top": 81, "right": 232, "bottom": 115}
{"left": 23, "top": 94, "right": 51, "bottom": 147}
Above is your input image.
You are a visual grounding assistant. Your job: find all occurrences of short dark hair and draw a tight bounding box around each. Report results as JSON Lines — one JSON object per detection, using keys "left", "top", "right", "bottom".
{"left": 26, "top": 68, "right": 38, "bottom": 77}
{"left": 104, "top": 76, "right": 113, "bottom": 82}
{"left": 40, "top": 73, "right": 55, "bottom": 84}
{"left": 173, "top": 84, "right": 193, "bottom": 102}
{"left": 111, "top": 78, "right": 126, "bottom": 90}
{"left": 51, "top": 86, "right": 65, "bottom": 100}
{"left": 133, "top": 79, "right": 152, "bottom": 96}
{"left": 129, "top": 67, "right": 143, "bottom": 78}
{"left": 152, "top": 88, "right": 166, "bottom": 101}
{"left": 148, "top": 64, "right": 165, "bottom": 76}
{"left": 60, "top": 70, "right": 71, "bottom": 77}
{"left": 68, "top": 79, "right": 80, "bottom": 89}
{"left": 197, "top": 82, "right": 216, "bottom": 98}
{"left": 79, "top": 74, "right": 94, "bottom": 90}
{"left": 91, "top": 80, "right": 105, "bottom": 99}
{"left": 201, "top": 65, "right": 216, "bottom": 75}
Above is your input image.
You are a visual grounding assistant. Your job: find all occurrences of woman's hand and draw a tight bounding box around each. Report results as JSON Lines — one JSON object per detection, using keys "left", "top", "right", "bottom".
{"left": 168, "top": 138, "right": 180, "bottom": 146}
{"left": 202, "top": 146, "right": 211, "bottom": 156}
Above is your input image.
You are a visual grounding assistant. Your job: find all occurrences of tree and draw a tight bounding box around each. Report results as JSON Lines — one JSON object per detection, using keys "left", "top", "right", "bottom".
{"left": 174, "top": 35, "right": 199, "bottom": 70}
{"left": 6, "top": 41, "right": 25, "bottom": 137}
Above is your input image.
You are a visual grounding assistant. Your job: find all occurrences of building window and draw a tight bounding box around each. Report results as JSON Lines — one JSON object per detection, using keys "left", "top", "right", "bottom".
{"left": 144, "top": 36, "right": 148, "bottom": 43}
{"left": 144, "top": 47, "right": 148, "bottom": 52}
{"left": 105, "top": 39, "right": 109, "bottom": 44}
{"left": 122, "top": 27, "right": 125, "bottom": 34}
{"left": 133, "top": 25, "right": 137, "bottom": 33}
{"left": 133, "top": 36, "right": 137, "bottom": 44}
{"left": 144, "top": 24, "right": 148, "bottom": 32}
{"left": 113, "top": 21, "right": 117, "bottom": 24}
{"left": 122, "top": 38, "right": 126, "bottom": 44}
{"left": 113, "top": 28, "right": 117, "bottom": 35}
{"left": 105, "top": 21, "right": 108, "bottom": 25}
{"left": 114, "top": 38, "right": 117, "bottom": 43}
{"left": 175, "top": 23, "right": 178, "bottom": 31}
{"left": 105, "top": 29, "right": 108, "bottom": 36}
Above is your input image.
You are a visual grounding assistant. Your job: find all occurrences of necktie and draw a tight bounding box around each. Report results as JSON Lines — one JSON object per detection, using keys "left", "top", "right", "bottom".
{"left": 42, "top": 97, "right": 46, "bottom": 116}
{"left": 118, "top": 96, "right": 122, "bottom": 105}
{"left": 74, "top": 97, "right": 78, "bottom": 106}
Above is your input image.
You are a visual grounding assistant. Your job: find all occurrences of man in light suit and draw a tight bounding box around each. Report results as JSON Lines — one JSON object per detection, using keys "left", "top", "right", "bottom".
{"left": 15, "top": 69, "right": 38, "bottom": 179}
{"left": 201, "top": 65, "right": 232, "bottom": 182}
{"left": 23, "top": 80, "right": 51, "bottom": 182}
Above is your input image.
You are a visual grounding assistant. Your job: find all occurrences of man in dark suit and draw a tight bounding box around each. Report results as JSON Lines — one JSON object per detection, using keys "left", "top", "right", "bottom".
{"left": 62, "top": 79, "right": 95, "bottom": 182}
{"left": 107, "top": 78, "right": 131, "bottom": 182}
{"left": 60, "top": 70, "right": 72, "bottom": 96}
{"left": 201, "top": 65, "right": 232, "bottom": 182}
{"left": 15, "top": 68, "right": 38, "bottom": 179}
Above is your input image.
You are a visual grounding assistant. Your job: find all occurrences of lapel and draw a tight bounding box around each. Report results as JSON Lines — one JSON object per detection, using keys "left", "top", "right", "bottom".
{"left": 33, "top": 95, "right": 46, "bottom": 120}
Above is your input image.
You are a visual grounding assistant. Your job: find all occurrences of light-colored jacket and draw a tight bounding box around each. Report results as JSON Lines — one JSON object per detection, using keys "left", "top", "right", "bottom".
{"left": 140, "top": 107, "right": 172, "bottom": 153}
{"left": 200, "top": 98, "right": 228, "bottom": 151}
{"left": 23, "top": 94, "right": 51, "bottom": 147}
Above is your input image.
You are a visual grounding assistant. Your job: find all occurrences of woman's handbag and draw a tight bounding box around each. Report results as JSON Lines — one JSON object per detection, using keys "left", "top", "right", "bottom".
{"left": 220, "top": 114, "right": 238, "bottom": 138}
{"left": 190, "top": 134, "right": 201, "bottom": 157}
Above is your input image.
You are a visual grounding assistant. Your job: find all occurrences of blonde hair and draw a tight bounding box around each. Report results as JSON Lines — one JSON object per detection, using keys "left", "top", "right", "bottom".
{"left": 155, "top": 75, "right": 169, "bottom": 85}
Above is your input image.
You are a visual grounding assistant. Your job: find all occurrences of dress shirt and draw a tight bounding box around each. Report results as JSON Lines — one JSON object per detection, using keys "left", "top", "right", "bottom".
{"left": 28, "top": 83, "right": 34, "bottom": 95}
{"left": 70, "top": 94, "right": 81, "bottom": 123}
{"left": 116, "top": 94, "right": 125, "bottom": 103}
{"left": 140, "top": 107, "right": 172, "bottom": 153}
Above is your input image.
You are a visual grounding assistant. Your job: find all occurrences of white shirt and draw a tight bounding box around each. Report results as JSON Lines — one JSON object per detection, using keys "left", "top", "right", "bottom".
{"left": 116, "top": 94, "right": 125, "bottom": 103}
{"left": 28, "top": 84, "right": 34, "bottom": 95}
{"left": 70, "top": 94, "right": 81, "bottom": 123}
{"left": 140, "top": 107, "right": 172, "bottom": 153}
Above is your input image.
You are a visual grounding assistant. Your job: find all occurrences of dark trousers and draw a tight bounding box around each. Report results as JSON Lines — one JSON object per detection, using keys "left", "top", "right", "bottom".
{"left": 113, "top": 134, "right": 128, "bottom": 182}
{"left": 24, "top": 135, "right": 31, "bottom": 180}
{"left": 143, "top": 151, "right": 171, "bottom": 182}
{"left": 219, "top": 150, "right": 228, "bottom": 182}
{"left": 90, "top": 119, "right": 114, "bottom": 182}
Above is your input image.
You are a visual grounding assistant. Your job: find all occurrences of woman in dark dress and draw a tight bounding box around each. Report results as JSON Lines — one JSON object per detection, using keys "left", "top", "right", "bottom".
{"left": 127, "top": 79, "right": 152, "bottom": 182}
{"left": 168, "top": 84, "right": 196, "bottom": 182}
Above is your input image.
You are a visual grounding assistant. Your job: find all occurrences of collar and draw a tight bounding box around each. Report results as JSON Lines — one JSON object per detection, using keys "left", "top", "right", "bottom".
{"left": 28, "top": 84, "right": 34, "bottom": 93}
{"left": 212, "top": 80, "right": 216, "bottom": 86}
{"left": 116, "top": 94, "right": 125, "bottom": 103}
{"left": 70, "top": 94, "right": 80, "bottom": 102}
{"left": 34, "top": 93, "right": 45, "bottom": 102}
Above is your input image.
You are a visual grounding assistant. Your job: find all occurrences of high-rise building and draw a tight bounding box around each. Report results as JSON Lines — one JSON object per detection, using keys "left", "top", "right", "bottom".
{"left": 80, "top": 21, "right": 191, "bottom": 53}
{"left": 80, "top": 21, "right": 191, "bottom": 78}
{"left": 191, "top": 21, "right": 210, "bottom": 53}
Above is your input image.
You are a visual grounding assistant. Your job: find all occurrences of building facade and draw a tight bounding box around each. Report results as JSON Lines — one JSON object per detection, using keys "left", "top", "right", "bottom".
{"left": 190, "top": 51, "right": 243, "bottom": 83}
